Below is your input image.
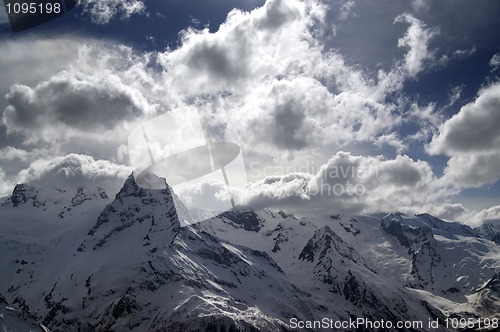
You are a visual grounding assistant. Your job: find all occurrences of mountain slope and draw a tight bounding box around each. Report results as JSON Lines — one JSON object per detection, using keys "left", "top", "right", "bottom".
{"left": 0, "top": 176, "right": 499, "bottom": 331}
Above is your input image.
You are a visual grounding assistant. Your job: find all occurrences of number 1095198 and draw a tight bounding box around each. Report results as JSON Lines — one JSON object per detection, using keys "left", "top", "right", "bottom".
{"left": 6, "top": 2, "right": 61, "bottom": 14}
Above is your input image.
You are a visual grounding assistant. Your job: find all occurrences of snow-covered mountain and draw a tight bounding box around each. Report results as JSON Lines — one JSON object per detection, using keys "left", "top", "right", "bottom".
{"left": 476, "top": 220, "right": 500, "bottom": 245}
{"left": 0, "top": 175, "right": 499, "bottom": 331}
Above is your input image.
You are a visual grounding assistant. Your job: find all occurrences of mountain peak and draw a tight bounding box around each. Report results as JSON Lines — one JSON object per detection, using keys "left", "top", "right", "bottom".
{"left": 115, "top": 173, "right": 175, "bottom": 200}
{"left": 11, "top": 183, "right": 39, "bottom": 207}
{"left": 81, "top": 173, "right": 183, "bottom": 251}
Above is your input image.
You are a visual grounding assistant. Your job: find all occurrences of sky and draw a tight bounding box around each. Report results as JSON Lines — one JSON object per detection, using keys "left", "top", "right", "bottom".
{"left": 0, "top": 0, "right": 499, "bottom": 226}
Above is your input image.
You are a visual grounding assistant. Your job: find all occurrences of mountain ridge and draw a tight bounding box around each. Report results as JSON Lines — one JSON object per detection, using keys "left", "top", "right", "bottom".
{"left": 0, "top": 176, "right": 499, "bottom": 331}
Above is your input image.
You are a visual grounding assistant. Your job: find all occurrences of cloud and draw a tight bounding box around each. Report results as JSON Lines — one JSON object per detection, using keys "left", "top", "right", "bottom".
{"left": 0, "top": 39, "right": 154, "bottom": 196}
{"left": 4, "top": 69, "right": 148, "bottom": 134}
{"left": 81, "top": 0, "right": 146, "bottom": 24}
{"left": 0, "top": 167, "right": 14, "bottom": 197}
{"left": 1, "top": 41, "right": 159, "bottom": 161}
{"left": 426, "top": 82, "right": 500, "bottom": 189}
{"left": 201, "top": 151, "right": 440, "bottom": 217}
{"left": 0, "top": 38, "right": 82, "bottom": 107}
{"left": 452, "top": 46, "right": 476, "bottom": 59}
{"left": 471, "top": 205, "right": 500, "bottom": 224}
{"left": 411, "top": 0, "right": 431, "bottom": 12}
{"left": 373, "top": 133, "right": 407, "bottom": 153}
{"left": 15, "top": 154, "right": 132, "bottom": 194}
{"left": 490, "top": 52, "right": 500, "bottom": 72}
{"left": 0, "top": 147, "right": 30, "bottom": 161}
{"left": 395, "top": 13, "right": 439, "bottom": 77}
{"left": 428, "top": 83, "right": 500, "bottom": 155}
{"left": 158, "top": 0, "right": 306, "bottom": 95}
{"left": 424, "top": 203, "right": 467, "bottom": 222}
{"left": 440, "top": 153, "right": 500, "bottom": 189}
{"left": 0, "top": 1, "right": 441, "bottom": 167}
{"left": 154, "top": 1, "right": 441, "bottom": 164}
{"left": 1, "top": 0, "right": 491, "bottom": 223}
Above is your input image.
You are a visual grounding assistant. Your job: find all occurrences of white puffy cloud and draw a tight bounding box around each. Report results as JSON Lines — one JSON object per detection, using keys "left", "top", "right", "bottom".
{"left": 470, "top": 205, "right": 500, "bottom": 224}
{"left": 0, "top": 38, "right": 82, "bottom": 106}
{"left": 373, "top": 133, "right": 407, "bottom": 153}
{"left": 1, "top": 41, "right": 160, "bottom": 162}
{"left": 81, "top": 0, "right": 146, "bottom": 24}
{"left": 0, "top": 147, "right": 30, "bottom": 161}
{"left": 0, "top": 0, "right": 483, "bottom": 222}
{"left": 428, "top": 83, "right": 500, "bottom": 189}
{"left": 395, "top": 13, "right": 438, "bottom": 77}
{"left": 423, "top": 203, "right": 467, "bottom": 222}
{"left": 440, "top": 153, "right": 500, "bottom": 189}
{"left": 0, "top": 167, "right": 14, "bottom": 197}
{"left": 201, "top": 151, "right": 441, "bottom": 216}
{"left": 428, "top": 83, "right": 500, "bottom": 155}
{"left": 4, "top": 71, "right": 145, "bottom": 133}
{"left": 158, "top": 0, "right": 308, "bottom": 95}
{"left": 153, "top": 1, "right": 440, "bottom": 164}
{"left": 1, "top": 1, "right": 441, "bottom": 167}
{"left": 15, "top": 154, "right": 132, "bottom": 194}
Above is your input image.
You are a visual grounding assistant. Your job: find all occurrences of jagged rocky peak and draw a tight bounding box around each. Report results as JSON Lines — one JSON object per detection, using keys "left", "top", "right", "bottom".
{"left": 115, "top": 173, "right": 173, "bottom": 200}
{"left": 474, "top": 273, "right": 500, "bottom": 316}
{"left": 476, "top": 220, "right": 500, "bottom": 244}
{"left": 381, "top": 213, "right": 441, "bottom": 288}
{"left": 218, "top": 210, "right": 264, "bottom": 232}
{"left": 11, "top": 183, "right": 39, "bottom": 207}
{"left": 299, "top": 225, "right": 350, "bottom": 262}
{"left": 82, "top": 173, "right": 184, "bottom": 250}
{"left": 381, "top": 212, "right": 405, "bottom": 226}
{"left": 9, "top": 181, "right": 110, "bottom": 211}
{"left": 114, "top": 173, "right": 188, "bottom": 222}
{"left": 416, "top": 212, "right": 477, "bottom": 237}
{"left": 381, "top": 213, "right": 435, "bottom": 247}
{"left": 71, "top": 186, "right": 109, "bottom": 206}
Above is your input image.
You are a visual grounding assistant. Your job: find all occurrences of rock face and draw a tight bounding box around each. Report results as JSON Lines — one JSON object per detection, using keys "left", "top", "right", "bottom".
{"left": 473, "top": 273, "right": 500, "bottom": 316}
{"left": 71, "top": 187, "right": 108, "bottom": 206}
{"left": 80, "top": 174, "right": 181, "bottom": 251}
{"left": 0, "top": 176, "right": 499, "bottom": 331}
{"left": 476, "top": 221, "right": 500, "bottom": 245}
{"left": 5, "top": 182, "right": 110, "bottom": 218}
{"left": 381, "top": 213, "right": 441, "bottom": 287}
{"left": 11, "top": 184, "right": 41, "bottom": 207}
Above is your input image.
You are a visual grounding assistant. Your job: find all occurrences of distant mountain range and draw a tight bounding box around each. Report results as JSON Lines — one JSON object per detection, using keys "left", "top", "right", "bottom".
{"left": 0, "top": 175, "right": 499, "bottom": 331}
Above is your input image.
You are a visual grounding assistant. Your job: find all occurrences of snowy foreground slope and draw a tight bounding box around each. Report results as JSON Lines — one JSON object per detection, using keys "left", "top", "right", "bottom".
{"left": 0, "top": 176, "right": 499, "bottom": 331}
